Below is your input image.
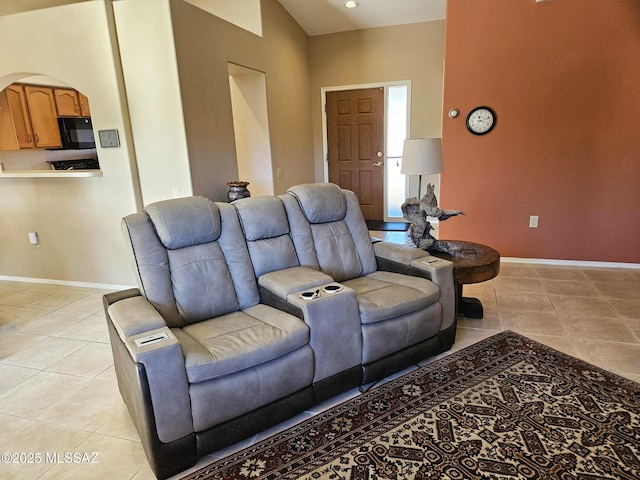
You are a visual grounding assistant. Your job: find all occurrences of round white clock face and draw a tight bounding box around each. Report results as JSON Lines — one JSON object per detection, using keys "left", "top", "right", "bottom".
{"left": 466, "top": 107, "right": 496, "bottom": 135}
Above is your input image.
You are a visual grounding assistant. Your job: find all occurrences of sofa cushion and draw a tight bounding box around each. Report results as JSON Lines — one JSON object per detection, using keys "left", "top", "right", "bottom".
{"left": 288, "top": 183, "right": 346, "bottom": 224}
{"left": 145, "top": 196, "right": 221, "bottom": 249}
{"left": 342, "top": 271, "right": 440, "bottom": 324}
{"left": 235, "top": 196, "right": 290, "bottom": 241}
{"left": 234, "top": 196, "right": 300, "bottom": 277}
{"left": 172, "top": 304, "right": 310, "bottom": 383}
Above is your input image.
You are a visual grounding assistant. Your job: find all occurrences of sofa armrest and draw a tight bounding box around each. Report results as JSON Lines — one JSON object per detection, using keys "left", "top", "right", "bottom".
{"left": 373, "top": 242, "right": 456, "bottom": 331}
{"left": 105, "top": 294, "right": 192, "bottom": 444}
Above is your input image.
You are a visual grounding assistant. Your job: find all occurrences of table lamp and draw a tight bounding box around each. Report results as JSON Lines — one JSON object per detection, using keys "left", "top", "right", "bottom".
{"left": 400, "top": 138, "right": 443, "bottom": 199}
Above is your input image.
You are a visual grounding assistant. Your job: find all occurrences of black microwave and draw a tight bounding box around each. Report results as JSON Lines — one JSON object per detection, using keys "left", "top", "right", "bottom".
{"left": 57, "top": 117, "right": 96, "bottom": 150}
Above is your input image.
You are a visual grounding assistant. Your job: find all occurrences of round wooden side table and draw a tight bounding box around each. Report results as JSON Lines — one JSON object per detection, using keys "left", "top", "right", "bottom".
{"left": 428, "top": 240, "right": 500, "bottom": 319}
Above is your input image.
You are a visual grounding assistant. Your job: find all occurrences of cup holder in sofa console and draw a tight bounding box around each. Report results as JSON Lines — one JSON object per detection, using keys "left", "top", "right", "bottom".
{"left": 299, "top": 289, "right": 320, "bottom": 300}
{"left": 322, "top": 284, "right": 343, "bottom": 294}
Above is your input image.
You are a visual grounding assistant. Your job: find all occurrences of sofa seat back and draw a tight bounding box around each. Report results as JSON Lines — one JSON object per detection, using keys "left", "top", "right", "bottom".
{"left": 281, "top": 183, "right": 377, "bottom": 282}
{"left": 122, "top": 196, "right": 260, "bottom": 328}
{"left": 233, "top": 196, "right": 300, "bottom": 277}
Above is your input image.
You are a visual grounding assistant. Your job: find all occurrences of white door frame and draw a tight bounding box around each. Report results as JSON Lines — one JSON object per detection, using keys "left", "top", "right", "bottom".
{"left": 321, "top": 80, "right": 412, "bottom": 221}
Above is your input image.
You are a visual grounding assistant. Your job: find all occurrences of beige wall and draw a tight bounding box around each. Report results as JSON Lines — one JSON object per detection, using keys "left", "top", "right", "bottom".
{"left": 0, "top": 1, "right": 139, "bottom": 286}
{"left": 170, "top": 0, "right": 315, "bottom": 200}
{"left": 309, "top": 21, "right": 446, "bottom": 183}
{"left": 113, "top": 0, "right": 193, "bottom": 205}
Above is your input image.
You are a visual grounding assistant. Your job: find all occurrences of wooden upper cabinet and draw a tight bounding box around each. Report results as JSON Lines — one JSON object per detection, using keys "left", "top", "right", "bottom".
{"left": 78, "top": 93, "right": 91, "bottom": 117}
{"left": 54, "top": 88, "right": 80, "bottom": 117}
{"left": 5, "top": 85, "right": 35, "bottom": 149}
{"left": 0, "top": 90, "right": 19, "bottom": 150}
{"left": 54, "top": 88, "right": 91, "bottom": 118}
{"left": 24, "top": 86, "right": 62, "bottom": 149}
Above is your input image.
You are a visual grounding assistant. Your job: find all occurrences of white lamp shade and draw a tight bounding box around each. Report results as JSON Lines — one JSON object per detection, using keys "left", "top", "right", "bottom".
{"left": 400, "top": 138, "right": 443, "bottom": 175}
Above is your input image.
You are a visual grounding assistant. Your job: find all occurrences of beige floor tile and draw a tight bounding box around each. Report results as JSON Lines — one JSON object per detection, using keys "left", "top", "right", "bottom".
{"left": 581, "top": 268, "right": 640, "bottom": 284}
{"left": 496, "top": 291, "right": 556, "bottom": 313}
{"left": 608, "top": 298, "right": 640, "bottom": 321}
{"left": 572, "top": 339, "right": 640, "bottom": 379}
{"left": 534, "top": 266, "right": 589, "bottom": 281}
{"left": 36, "top": 378, "right": 124, "bottom": 431}
{"left": 45, "top": 342, "right": 114, "bottom": 378}
{"left": 0, "top": 371, "right": 89, "bottom": 418}
{"left": 94, "top": 365, "right": 117, "bottom": 382}
{"left": 38, "top": 433, "right": 148, "bottom": 480}
{"left": 450, "top": 327, "right": 500, "bottom": 352}
{"left": 0, "top": 306, "right": 50, "bottom": 334}
{"left": 0, "top": 364, "right": 39, "bottom": 395}
{"left": 0, "top": 285, "right": 29, "bottom": 301}
{"left": 496, "top": 263, "right": 538, "bottom": 278}
{"left": 0, "top": 335, "right": 88, "bottom": 370}
{"left": 14, "top": 309, "right": 90, "bottom": 336}
{"left": 0, "top": 412, "right": 30, "bottom": 441}
{"left": 0, "top": 287, "right": 57, "bottom": 307}
{"left": 0, "top": 332, "right": 46, "bottom": 360}
{"left": 541, "top": 280, "right": 602, "bottom": 297}
{"left": 500, "top": 310, "right": 568, "bottom": 337}
{"left": 96, "top": 407, "right": 140, "bottom": 441}
{"left": 53, "top": 313, "right": 109, "bottom": 342}
{"left": 561, "top": 315, "right": 637, "bottom": 343}
{"left": 26, "top": 291, "right": 91, "bottom": 310}
{"left": 549, "top": 295, "right": 618, "bottom": 318}
{"left": 0, "top": 420, "right": 91, "bottom": 480}
{"left": 493, "top": 276, "right": 545, "bottom": 294}
{"left": 457, "top": 307, "right": 502, "bottom": 331}
{"left": 517, "top": 333, "right": 582, "bottom": 359}
{"left": 594, "top": 282, "right": 640, "bottom": 300}
{"left": 59, "top": 294, "right": 105, "bottom": 316}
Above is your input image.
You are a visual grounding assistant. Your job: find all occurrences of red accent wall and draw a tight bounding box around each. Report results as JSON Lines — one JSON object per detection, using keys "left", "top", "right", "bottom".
{"left": 440, "top": 0, "right": 640, "bottom": 263}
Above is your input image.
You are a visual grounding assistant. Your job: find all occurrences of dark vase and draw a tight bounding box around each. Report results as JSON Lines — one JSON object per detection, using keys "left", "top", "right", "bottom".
{"left": 227, "top": 181, "right": 251, "bottom": 202}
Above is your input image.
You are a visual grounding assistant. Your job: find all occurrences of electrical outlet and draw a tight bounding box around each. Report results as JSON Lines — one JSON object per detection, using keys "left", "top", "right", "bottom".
{"left": 276, "top": 167, "right": 284, "bottom": 178}
{"left": 173, "top": 186, "right": 181, "bottom": 198}
{"left": 529, "top": 216, "right": 539, "bottom": 228}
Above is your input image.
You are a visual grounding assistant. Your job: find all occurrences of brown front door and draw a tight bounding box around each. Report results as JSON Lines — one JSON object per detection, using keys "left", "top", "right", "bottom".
{"left": 326, "top": 88, "right": 384, "bottom": 220}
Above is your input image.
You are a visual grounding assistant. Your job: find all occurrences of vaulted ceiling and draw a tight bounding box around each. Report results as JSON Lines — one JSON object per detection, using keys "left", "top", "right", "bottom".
{"left": 0, "top": 0, "right": 447, "bottom": 35}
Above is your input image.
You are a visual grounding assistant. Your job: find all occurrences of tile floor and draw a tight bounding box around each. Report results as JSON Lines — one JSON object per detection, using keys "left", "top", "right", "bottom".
{"left": 0, "top": 239, "right": 639, "bottom": 479}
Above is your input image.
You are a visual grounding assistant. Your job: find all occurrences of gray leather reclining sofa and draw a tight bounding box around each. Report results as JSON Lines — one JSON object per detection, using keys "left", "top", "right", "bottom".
{"left": 104, "top": 183, "right": 457, "bottom": 478}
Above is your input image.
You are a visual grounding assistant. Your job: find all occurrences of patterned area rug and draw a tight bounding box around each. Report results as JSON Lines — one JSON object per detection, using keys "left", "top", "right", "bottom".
{"left": 181, "top": 331, "right": 640, "bottom": 479}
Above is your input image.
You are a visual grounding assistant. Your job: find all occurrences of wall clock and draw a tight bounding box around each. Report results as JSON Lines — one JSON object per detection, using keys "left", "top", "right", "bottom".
{"left": 466, "top": 106, "right": 496, "bottom": 135}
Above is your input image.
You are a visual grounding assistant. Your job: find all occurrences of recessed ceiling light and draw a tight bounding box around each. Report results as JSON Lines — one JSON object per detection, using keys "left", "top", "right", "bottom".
{"left": 344, "top": 1, "right": 358, "bottom": 8}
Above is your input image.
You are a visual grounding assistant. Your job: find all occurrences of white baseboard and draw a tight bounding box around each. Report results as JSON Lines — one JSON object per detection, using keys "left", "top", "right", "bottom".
{"left": 0, "top": 275, "right": 135, "bottom": 292}
{"left": 501, "top": 257, "right": 640, "bottom": 270}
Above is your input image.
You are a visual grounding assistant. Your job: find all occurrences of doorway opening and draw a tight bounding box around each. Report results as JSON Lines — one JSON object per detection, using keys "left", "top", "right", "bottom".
{"left": 322, "top": 81, "right": 410, "bottom": 221}
{"left": 228, "top": 63, "right": 274, "bottom": 197}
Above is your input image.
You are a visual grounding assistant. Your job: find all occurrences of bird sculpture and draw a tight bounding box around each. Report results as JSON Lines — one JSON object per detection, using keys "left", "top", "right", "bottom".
{"left": 401, "top": 183, "right": 464, "bottom": 251}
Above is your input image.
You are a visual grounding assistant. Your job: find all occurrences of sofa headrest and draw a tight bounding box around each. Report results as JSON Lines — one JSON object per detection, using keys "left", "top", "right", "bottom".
{"left": 287, "top": 183, "right": 347, "bottom": 224}
{"left": 234, "top": 196, "right": 290, "bottom": 241}
{"left": 145, "top": 196, "right": 221, "bottom": 249}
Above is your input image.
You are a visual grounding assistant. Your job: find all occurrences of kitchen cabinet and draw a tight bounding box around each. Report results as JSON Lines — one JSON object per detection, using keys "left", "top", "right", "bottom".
{"left": 5, "top": 85, "right": 35, "bottom": 149}
{"left": 54, "top": 88, "right": 80, "bottom": 117}
{"left": 78, "top": 93, "right": 91, "bottom": 117}
{"left": 0, "top": 90, "right": 19, "bottom": 150}
{"left": 24, "top": 86, "right": 62, "bottom": 148}
{"left": 54, "top": 88, "right": 91, "bottom": 118}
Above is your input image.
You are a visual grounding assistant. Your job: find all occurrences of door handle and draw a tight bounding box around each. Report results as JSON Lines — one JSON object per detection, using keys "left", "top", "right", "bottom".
{"left": 373, "top": 162, "right": 383, "bottom": 167}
